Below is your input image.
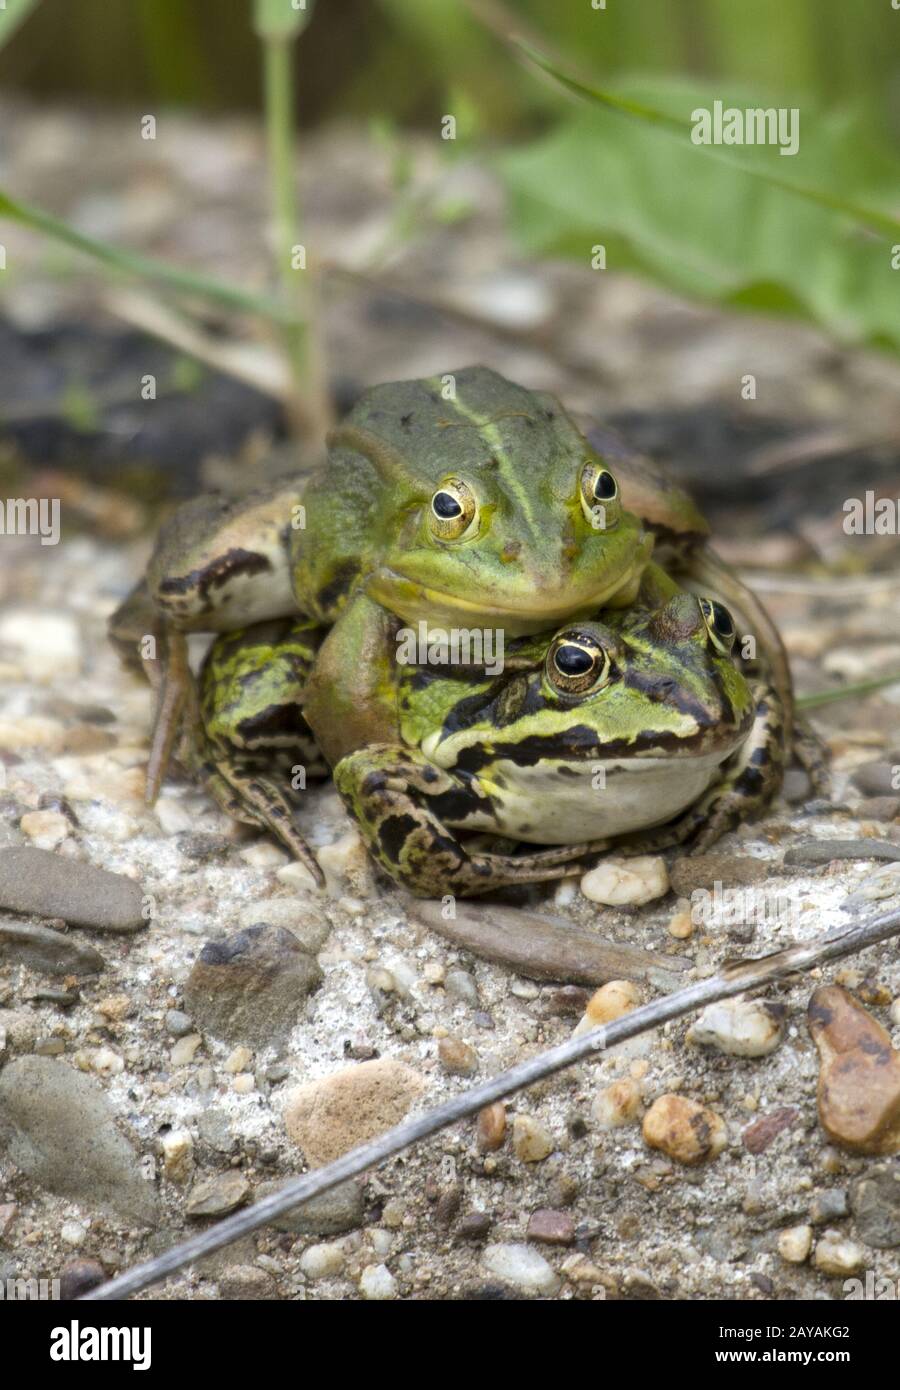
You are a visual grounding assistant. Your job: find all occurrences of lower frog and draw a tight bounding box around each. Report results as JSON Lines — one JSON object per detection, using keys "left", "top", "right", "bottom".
{"left": 192, "top": 593, "right": 784, "bottom": 897}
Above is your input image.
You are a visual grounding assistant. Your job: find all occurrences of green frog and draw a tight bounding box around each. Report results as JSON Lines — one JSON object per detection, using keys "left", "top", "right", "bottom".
{"left": 110, "top": 367, "right": 794, "bottom": 880}
{"left": 192, "top": 592, "right": 784, "bottom": 898}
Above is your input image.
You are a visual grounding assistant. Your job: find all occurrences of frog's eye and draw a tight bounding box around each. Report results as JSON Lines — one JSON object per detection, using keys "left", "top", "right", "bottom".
{"left": 579, "top": 462, "right": 621, "bottom": 530}
{"left": 546, "top": 635, "right": 613, "bottom": 695}
{"left": 429, "top": 478, "right": 478, "bottom": 541}
{"left": 700, "top": 598, "right": 737, "bottom": 655}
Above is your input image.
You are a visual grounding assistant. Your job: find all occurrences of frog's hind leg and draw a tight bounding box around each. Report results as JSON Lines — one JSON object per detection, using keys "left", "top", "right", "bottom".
{"left": 334, "top": 744, "right": 611, "bottom": 898}
{"left": 193, "top": 617, "right": 328, "bottom": 886}
{"left": 792, "top": 713, "right": 831, "bottom": 797}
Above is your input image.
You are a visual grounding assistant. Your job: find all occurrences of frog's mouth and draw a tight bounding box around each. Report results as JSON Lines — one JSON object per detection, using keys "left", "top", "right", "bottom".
{"left": 367, "top": 562, "right": 643, "bottom": 634}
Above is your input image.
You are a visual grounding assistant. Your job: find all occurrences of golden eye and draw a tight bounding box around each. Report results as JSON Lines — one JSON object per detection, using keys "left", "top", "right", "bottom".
{"left": 546, "top": 633, "right": 613, "bottom": 695}
{"left": 429, "top": 478, "right": 477, "bottom": 540}
{"left": 579, "top": 461, "right": 621, "bottom": 529}
{"left": 700, "top": 597, "right": 737, "bottom": 655}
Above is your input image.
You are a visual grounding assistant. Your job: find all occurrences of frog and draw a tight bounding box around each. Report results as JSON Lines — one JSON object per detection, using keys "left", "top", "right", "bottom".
{"left": 109, "top": 365, "right": 656, "bottom": 816}
{"left": 191, "top": 590, "right": 783, "bottom": 898}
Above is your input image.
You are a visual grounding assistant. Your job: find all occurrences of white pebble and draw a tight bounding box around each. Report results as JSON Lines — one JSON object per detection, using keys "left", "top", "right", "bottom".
{"left": 580, "top": 856, "right": 669, "bottom": 906}
{"left": 777, "top": 1225, "right": 812, "bottom": 1264}
{"left": 359, "top": 1263, "right": 397, "bottom": 1300}
{"left": 813, "top": 1232, "right": 866, "bottom": 1276}
{"left": 60, "top": 1221, "right": 87, "bottom": 1247}
{"left": 300, "top": 1242, "right": 345, "bottom": 1279}
{"left": 686, "top": 997, "right": 784, "bottom": 1058}
{"left": 482, "top": 1243, "right": 559, "bottom": 1295}
{"left": 19, "top": 809, "right": 70, "bottom": 849}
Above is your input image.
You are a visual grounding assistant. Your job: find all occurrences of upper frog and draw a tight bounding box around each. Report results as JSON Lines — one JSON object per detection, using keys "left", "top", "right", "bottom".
{"left": 293, "top": 366, "right": 653, "bottom": 634}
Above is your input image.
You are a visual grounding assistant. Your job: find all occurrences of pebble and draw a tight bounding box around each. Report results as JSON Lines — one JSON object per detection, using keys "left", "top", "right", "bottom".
{"left": 237, "top": 897, "right": 331, "bottom": 954}
{"left": 58, "top": 1259, "right": 105, "bottom": 1300}
{"left": 686, "top": 997, "right": 784, "bottom": 1058}
{"left": 257, "top": 1178, "right": 365, "bottom": 1235}
{"left": 851, "top": 760, "right": 898, "bottom": 797}
{"left": 217, "top": 1265, "right": 274, "bottom": 1299}
{"left": 160, "top": 1130, "right": 194, "bottom": 1184}
{"left": 669, "top": 852, "right": 769, "bottom": 896}
{"left": 224, "top": 1045, "right": 252, "bottom": 1074}
{"left": 580, "top": 855, "right": 669, "bottom": 906}
{"left": 19, "top": 809, "right": 70, "bottom": 850}
{"left": 812, "top": 1231, "right": 866, "bottom": 1276}
{"left": 784, "top": 838, "right": 900, "bottom": 868}
{"left": 359, "top": 1263, "right": 397, "bottom": 1300}
{"left": 476, "top": 1102, "right": 506, "bottom": 1153}
{"left": 185, "top": 1171, "right": 250, "bottom": 1217}
{"left": 543, "top": 986, "right": 590, "bottom": 1019}
{"left": 809, "top": 1188, "right": 849, "bottom": 1224}
{"left": 592, "top": 1078, "right": 643, "bottom": 1129}
{"left": 154, "top": 797, "right": 195, "bottom": 836}
{"left": 667, "top": 905, "right": 694, "bottom": 940}
{"left": 299, "top": 1242, "right": 345, "bottom": 1279}
{"left": 844, "top": 863, "right": 900, "bottom": 909}
{"left": 184, "top": 924, "right": 322, "bottom": 1047}
{"left": 0, "top": 920, "right": 105, "bottom": 977}
{"left": 170, "top": 1034, "right": 202, "bottom": 1067}
{"left": 60, "top": 1220, "right": 87, "bottom": 1247}
{"left": 742, "top": 1107, "right": 798, "bottom": 1154}
{"left": 0, "top": 1057, "right": 157, "bottom": 1223}
{"left": 642, "top": 1094, "right": 727, "bottom": 1166}
{"left": 457, "top": 1210, "right": 492, "bottom": 1240}
{"left": 284, "top": 1059, "right": 425, "bottom": 1166}
{"left": 808, "top": 985, "right": 900, "bottom": 1154}
{"left": 850, "top": 1160, "right": 900, "bottom": 1248}
{"left": 0, "top": 846, "right": 145, "bottom": 930}
{"left": 573, "top": 979, "right": 640, "bottom": 1037}
{"left": 512, "top": 1114, "right": 554, "bottom": 1163}
{"left": 526, "top": 1209, "right": 575, "bottom": 1245}
{"left": 777, "top": 1224, "right": 812, "bottom": 1264}
{"left": 438, "top": 1036, "right": 477, "bottom": 1075}
{"left": 164, "top": 1009, "right": 194, "bottom": 1038}
{"left": 444, "top": 969, "right": 479, "bottom": 1007}
{"left": 482, "top": 1243, "right": 559, "bottom": 1295}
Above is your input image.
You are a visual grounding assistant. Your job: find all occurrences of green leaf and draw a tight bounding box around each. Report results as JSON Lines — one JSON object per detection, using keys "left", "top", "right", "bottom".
{"left": 252, "top": 0, "right": 313, "bottom": 40}
{"left": 498, "top": 70, "right": 900, "bottom": 353}
{"left": 0, "top": 0, "right": 42, "bottom": 52}
{"left": 515, "top": 43, "right": 900, "bottom": 240}
{"left": 0, "top": 187, "right": 299, "bottom": 325}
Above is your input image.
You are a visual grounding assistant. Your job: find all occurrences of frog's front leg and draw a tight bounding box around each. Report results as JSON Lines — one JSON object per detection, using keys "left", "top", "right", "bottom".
{"left": 334, "top": 744, "right": 609, "bottom": 898}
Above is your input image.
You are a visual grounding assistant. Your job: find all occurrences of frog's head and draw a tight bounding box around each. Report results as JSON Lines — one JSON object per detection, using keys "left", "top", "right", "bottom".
{"left": 327, "top": 367, "right": 653, "bottom": 635}
{"left": 536, "top": 594, "right": 754, "bottom": 755}
{"left": 425, "top": 592, "right": 754, "bottom": 774}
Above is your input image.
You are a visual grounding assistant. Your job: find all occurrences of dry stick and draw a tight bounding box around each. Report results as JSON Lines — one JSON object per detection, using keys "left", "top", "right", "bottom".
{"left": 84, "top": 905, "right": 900, "bottom": 1302}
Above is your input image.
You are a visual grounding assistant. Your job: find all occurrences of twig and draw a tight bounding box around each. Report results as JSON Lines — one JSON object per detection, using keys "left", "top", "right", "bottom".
{"left": 83, "top": 905, "right": 900, "bottom": 1302}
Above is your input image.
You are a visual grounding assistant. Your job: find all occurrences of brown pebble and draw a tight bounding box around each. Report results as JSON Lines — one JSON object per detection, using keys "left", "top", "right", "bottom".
{"left": 476, "top": 1102, "right": 506, "bottom": 1153}
{"left": 457, "top": 1210, "right": 492, "bottom": 1240}
{"left": 438, "top": 1036, "right": 478, "bottom": 1075}
{"left": 642, "top": 1094, "right": 727, "bottom": 1166}
{"left": 742, "top": 1106, "right": 799, "bottom": 1154}
{"left": 526, "top": 1208, "right": 575, "bottom": 1245}
{"left": 808, "top": 985, "right": 900, "bottom": 1154}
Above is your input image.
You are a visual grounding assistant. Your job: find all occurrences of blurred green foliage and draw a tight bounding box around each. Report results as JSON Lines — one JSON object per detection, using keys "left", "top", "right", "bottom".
{"left": 1, "top": 0, "right": 896, "bottom": 139}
